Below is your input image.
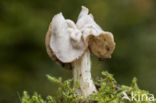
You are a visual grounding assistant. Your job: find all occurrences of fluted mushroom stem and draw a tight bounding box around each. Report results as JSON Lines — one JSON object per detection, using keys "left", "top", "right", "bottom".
{"left": 72, "top": 49, "right": 97, "bottom": 97}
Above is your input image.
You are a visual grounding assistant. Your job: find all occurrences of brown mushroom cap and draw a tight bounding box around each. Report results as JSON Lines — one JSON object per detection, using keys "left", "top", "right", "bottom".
{"left": 88, "top": 32, "right": 115, "bottom": 58}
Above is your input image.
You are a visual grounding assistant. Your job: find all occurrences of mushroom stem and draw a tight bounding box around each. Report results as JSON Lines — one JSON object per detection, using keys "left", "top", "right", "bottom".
{"left": 72, "top": 49, "right": 97, "bottom": 97}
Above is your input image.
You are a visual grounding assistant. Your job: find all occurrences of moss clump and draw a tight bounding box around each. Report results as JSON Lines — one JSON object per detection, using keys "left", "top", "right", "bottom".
{"left": 21, "top": 71, "right": 156, "bottom": 103}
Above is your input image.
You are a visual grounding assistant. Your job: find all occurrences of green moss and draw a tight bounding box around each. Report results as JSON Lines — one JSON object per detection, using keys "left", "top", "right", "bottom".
{"left": 21, "top": 71, "right": 156, "bottom": 103}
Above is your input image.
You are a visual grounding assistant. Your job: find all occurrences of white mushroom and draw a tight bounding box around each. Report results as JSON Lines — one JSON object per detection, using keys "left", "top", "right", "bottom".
{"left": 45, "top": 6, "right": 115, "bottom": 97}
{"left": 49, "top": 13, "right": 86, "bottom": 63}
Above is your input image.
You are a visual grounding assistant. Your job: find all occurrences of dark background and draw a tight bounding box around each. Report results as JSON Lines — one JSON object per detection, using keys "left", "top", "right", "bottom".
{"left": 0, "top": 0, "right": 156, "bottom": 103}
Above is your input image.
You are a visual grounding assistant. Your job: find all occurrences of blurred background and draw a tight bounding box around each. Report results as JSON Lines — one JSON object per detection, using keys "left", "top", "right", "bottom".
{"left": 0, "top": 0, "right": 156, "bottom": 102}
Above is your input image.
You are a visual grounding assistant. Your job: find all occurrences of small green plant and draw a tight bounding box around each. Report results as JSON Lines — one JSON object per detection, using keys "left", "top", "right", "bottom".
{"left": 21, "top": 71, "right": 156, "bottom": 103}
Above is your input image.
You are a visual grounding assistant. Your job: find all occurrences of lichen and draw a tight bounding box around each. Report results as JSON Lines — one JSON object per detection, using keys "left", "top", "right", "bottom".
{"left": 21, "top": 71, "right": 156, "bottom": 103}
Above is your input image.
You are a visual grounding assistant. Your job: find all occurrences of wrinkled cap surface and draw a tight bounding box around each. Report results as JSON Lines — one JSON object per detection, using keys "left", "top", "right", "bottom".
{"left": 76, "top": 6, "right": 115, "bottom": 58}
{"left": 46, "top": 6, "right": 115, "bottom": 67}
{"left": 46, "top": 13, "right": 86, "bottom": 63}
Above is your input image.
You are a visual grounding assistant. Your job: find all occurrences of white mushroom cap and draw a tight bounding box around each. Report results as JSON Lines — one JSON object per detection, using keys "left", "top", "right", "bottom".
{"left": 46, "top": 13, "right": 86, "bottom": 64}
{"left": 76, "top": 6, "right": 115, "bottom": 58}
{"left": 45, "top": 6, "right": 115, "bottom": 69}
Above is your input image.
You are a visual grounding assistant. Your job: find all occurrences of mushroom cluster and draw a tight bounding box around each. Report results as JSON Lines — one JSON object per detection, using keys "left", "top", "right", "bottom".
{"left": 45, "top": 6, "right": 115, "bottom": 97}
